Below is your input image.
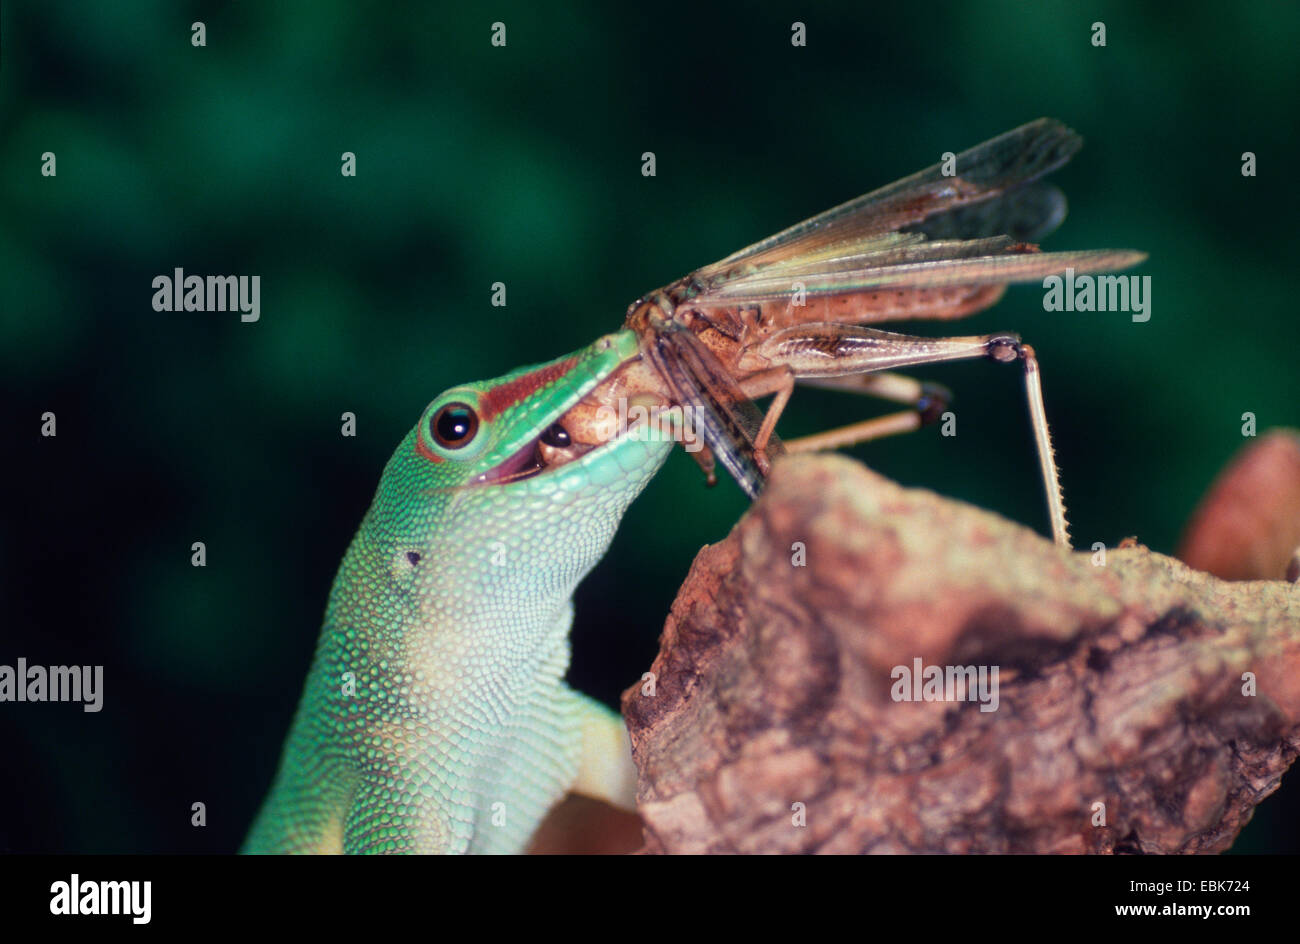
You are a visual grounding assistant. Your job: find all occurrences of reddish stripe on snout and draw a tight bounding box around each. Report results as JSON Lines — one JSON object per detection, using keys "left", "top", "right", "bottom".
{"left": 478, "top": 357, "right": 579, "bottom": 422}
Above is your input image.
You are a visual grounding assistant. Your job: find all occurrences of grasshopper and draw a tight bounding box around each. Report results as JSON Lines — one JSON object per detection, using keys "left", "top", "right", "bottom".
{"left": 609, "top": 117, "right": 1144, "bottom": 546}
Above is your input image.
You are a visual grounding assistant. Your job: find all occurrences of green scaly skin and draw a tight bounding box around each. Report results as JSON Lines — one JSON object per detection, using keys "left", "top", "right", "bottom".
{"left": 243, "top": 329, "right": 671, "bottom": 854}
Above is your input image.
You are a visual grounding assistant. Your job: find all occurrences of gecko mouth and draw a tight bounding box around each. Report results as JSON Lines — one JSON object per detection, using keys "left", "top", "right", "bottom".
{"left": 471, "top": 421, "right": 605, "bottom": 487}
{"left": 472, "top": 437, "right": 549, "bottom": 486}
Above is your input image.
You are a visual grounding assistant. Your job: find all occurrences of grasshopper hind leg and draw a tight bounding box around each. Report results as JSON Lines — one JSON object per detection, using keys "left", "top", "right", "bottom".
{"left": 741, "top": 326, "right": 1072, "bottom": 548}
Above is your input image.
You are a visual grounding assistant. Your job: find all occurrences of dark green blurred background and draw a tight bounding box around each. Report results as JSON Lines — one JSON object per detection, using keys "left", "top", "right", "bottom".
{"left": 2, "top": 1, "right": 1296, "bottom": 853}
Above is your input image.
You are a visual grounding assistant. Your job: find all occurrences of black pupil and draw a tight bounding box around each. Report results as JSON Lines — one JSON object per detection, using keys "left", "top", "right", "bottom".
{"left": 432, "top": 403, "right": 477, "bottom": 447}
{"left": 540, "top": 423, "right": 571, "bottom": 448}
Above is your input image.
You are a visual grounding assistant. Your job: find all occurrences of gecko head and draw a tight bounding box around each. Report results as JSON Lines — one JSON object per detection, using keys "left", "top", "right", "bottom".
{"left": 412, "top": 331, "right": 671, "bottom": 493}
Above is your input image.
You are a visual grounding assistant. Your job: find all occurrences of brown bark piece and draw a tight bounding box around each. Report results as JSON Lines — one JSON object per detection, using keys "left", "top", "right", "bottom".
{"left": 527, "top": 795, "right": 642, "bottom": 854}
{"left": 1178, "top": 430, "right": 1300, "bottom": 581}
{"left": 622, "top": 453, "right": 1300, "bottom": 854}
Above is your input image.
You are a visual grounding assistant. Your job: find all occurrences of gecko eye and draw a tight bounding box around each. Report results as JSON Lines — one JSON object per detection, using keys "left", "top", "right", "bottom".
{"left": 539, "top": 422, "right": 571, "bottom": 448}
{"left": 431, "top": 402, "right": 479, "bottom": 448}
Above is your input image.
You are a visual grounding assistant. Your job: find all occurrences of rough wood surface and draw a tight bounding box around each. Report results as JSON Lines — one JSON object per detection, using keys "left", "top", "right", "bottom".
{"left": 621, "top": 438, "right": 1300, "bottom": 854}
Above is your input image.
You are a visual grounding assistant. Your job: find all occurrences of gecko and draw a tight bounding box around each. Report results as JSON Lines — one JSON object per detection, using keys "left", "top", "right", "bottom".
{"left": 243, "top": 330, "right": 672, "bottom": 853}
